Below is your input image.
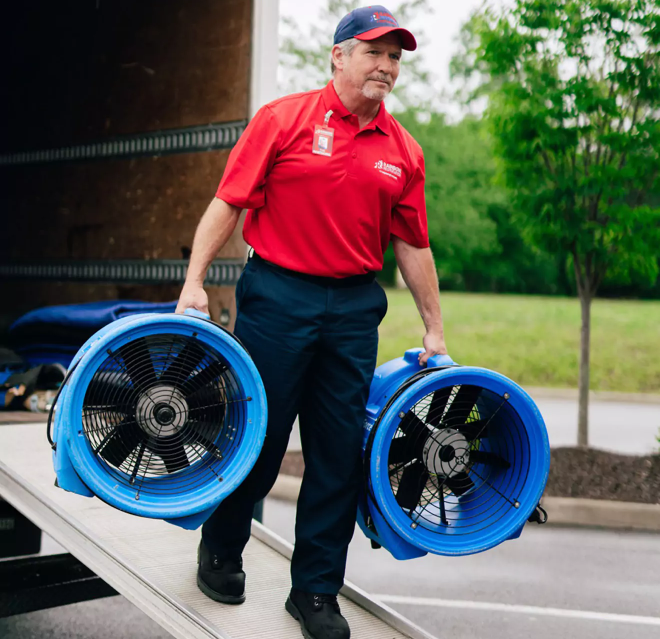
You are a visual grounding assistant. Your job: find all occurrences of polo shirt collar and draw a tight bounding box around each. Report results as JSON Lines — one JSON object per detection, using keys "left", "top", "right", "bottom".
{"left": 371, "top": 101, "right": 391, "bottom": 136}
{"left": 322, "top": 81, "right": 391, "bottom": 136}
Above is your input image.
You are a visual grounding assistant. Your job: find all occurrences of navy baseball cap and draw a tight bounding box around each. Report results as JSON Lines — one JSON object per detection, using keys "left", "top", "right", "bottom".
{"left": 333, "top": 5, "right": 417, "bottom": 51}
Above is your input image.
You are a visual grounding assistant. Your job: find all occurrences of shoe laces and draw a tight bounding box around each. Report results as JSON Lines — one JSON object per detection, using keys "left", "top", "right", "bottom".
{"left": 312, "top": 594, "right": 340, "bottom": 611}
{"left": 211, "top": 555, "right": 241, "bottom": 570}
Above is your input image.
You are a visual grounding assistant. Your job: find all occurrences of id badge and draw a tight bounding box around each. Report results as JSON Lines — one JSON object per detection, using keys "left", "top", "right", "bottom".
{"left": 313, "top": 125, "right": 334, "bottom": 157}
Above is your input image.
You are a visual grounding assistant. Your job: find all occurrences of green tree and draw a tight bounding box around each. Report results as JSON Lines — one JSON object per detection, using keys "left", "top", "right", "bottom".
{"left": 396, "top": 111, "right": 570, "bottom": 293}
{"left": 453, "top": 0, "right": 660, "bottom": 446}
{"left": 397, "top": 112, "right": 501, "bottom": 285}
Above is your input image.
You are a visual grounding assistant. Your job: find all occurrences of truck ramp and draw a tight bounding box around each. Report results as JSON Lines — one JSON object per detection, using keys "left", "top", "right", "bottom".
{"left": 0, "top": 423, "right": 436, "bottom": 639}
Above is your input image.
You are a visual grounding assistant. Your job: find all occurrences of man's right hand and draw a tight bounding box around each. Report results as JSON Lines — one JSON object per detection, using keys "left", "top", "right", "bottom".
{"left": 176, "top": 284, "right": 209, "bottom": 316}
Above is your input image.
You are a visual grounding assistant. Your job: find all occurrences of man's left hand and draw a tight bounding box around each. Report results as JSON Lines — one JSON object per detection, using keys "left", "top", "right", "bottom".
{"left": 418, "top": 331, "right": 448, "bottom": 366}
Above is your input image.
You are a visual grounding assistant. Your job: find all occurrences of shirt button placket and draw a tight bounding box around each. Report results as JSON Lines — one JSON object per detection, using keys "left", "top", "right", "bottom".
{"left": 348, "top": 130, "right": 358, "bottom": 177}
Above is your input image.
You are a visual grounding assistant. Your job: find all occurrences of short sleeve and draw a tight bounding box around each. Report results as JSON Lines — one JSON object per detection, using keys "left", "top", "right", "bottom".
{"left": 216, "top": 105, "right": 281, "bottom": 209}
{"left": 391, "top": 150, "right": 429, "bottom": 248}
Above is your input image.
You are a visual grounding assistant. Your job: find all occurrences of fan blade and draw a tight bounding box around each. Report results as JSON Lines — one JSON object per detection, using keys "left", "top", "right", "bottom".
{"left": 444, "top": 471, "right": 475, "bottom": 497}
{"left": 186, "top": 420, "right": 225, "bottom": 460}
{"left": 96, "top": 420, "right": 144, "bottom": 468}
{"left": 438, "top": 490, "right": 448, "bottom": 525}
{"left": 395, "top": 462, "right": 429, "bottom": 511}
{"left": 85, "top": 371, "right": 137, "bottom": 409}
{"left": 161, "top": 340, "right": 206, "bottom": 385}
{"left": 186, "top": 381, "right": 228, "bottom": 411}
{"left": 188, "top": 395, "right": 227, "bottom": 418}
{"left": 388, "top": 436, "right": 413, "bottom": 465}
{"left": 426, "top": 387, "right": 453, "bottom": 426}
{"left": 457, "top": 419, "right": 490, "bottom": 441}
{"left": 149, "top": 435, "right": 190, "bottom": 473}
{"left": 391, "top": 410, "right": 430, "bottom": 468}
{"left": 399, "top": 410, "right": 429, "bottom": 438}
{"left": 470, "top": 450, "right": 510, "bottom": 469}
{"left": 181, "top": 361, "right": 228, "bottom": 398}
{"left": 129, "top": 442, "right": 146, "bottom": 484}
{"left": 187, "top": 403, "right": 227, "bottom": 436}
{"left": 444, "top": 385, "right": 481, "bottom": 426}
{"left": 389, "top": 433, "right": 428, "bottom": 467}
{"left": 119, "top": 338, "right": 157, "bottom": 391}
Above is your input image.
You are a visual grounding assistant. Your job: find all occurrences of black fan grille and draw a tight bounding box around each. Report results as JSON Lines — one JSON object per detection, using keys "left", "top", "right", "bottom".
{"left": 82, "top": 333, "right": 250, "bottom": 498}
{"left": 388, "top": 384, "right": 531, "bottom": 535}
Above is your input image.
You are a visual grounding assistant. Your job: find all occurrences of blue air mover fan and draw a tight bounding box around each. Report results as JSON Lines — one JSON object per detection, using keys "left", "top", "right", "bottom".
{"left": 359, "top": 349, "right": 550, "bottom": 559}
{"left": 50, "top": 309, "right": 267, "bottom": 530}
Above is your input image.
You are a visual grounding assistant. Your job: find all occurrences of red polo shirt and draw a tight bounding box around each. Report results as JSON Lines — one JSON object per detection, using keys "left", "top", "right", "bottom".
{"left": 216, "top": 81, "right": 429, "bottom": 277}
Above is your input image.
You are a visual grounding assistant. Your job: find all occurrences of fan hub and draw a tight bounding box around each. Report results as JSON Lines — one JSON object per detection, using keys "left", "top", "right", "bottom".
{"left": 423, "top": 428, "right": 469, "bottom": 477}
{"left": 136, "top": 385, "right": 188, "bottom": 438}
{"left": 439, "top": 445, "right": 455, "bottom": 462}
{"left": 154, "top": 403, "right": 176, "bottom": 426}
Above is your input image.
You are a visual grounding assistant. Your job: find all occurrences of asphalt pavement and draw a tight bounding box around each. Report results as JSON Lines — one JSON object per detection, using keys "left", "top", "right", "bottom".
{"left": 264, "top": 497, "right": 660, "bottom": 639}
{"left": 534, "top": 397, "right": 659, "bottom": 454}
{"left": 0, "top": 596, "right": 172, "bottom": 639}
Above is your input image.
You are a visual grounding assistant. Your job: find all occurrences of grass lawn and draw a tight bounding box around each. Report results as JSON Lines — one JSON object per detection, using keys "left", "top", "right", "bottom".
{"left": 378, "top": 289, "right": 660, "bottom": 393}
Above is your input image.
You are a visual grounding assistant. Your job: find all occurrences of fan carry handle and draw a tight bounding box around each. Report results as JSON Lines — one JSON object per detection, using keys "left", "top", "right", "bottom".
{"left": 183, "top": 308, "right": 252, "bottom": 357}
{"left": 427, "top": 353, "right": 456, "bottom": 368}
{"left": 184, "top": 308, "right": 211, "bottom": 320}
{"left": 402, "top": 348, "right": 457, "bottom": 370}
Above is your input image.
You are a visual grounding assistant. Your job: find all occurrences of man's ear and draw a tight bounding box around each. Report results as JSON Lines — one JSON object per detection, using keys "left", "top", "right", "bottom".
{"left": 331, "top": 44, "right": 345, "bottom": 72}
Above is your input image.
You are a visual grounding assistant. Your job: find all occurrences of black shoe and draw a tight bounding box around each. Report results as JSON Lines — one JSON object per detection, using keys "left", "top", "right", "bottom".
{"left": 285, "top": 588, "right": 350, "bottom": 639}
{"left": 196, "top": 541, "right": 246, "bottom": 604}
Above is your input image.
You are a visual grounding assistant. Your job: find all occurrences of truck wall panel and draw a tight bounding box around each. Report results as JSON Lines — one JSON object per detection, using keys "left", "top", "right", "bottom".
{"left": 2, "top": 152, "right": 243, "bottom": 261}
{"left": 3, "top": 0, "right": 252, "bottom": 150}
{"left": 1, "top": 0, "right": 252, "bottom": 325}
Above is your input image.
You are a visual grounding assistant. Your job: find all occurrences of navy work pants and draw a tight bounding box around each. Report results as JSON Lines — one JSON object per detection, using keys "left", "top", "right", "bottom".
{"left": 202, "top": 255, "right": 387, "bottom": 594}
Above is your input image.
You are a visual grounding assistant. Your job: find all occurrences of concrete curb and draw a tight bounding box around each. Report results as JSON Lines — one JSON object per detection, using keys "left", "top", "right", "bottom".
{"left": 526, "top": 387, "right": 660, "bottom": 405}
{"left": 269, "top": 474, "right": 660, "bottom": 533}
{"left": 270, "top": 474, "right": 302, "bottom": 502}
{"left": 541, "top": 496, "right": 660, "bottom": 532}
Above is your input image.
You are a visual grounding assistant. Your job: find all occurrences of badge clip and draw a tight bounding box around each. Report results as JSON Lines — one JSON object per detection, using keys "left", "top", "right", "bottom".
{"left": 313, "top": 110, "right": 335, "bottom": 157}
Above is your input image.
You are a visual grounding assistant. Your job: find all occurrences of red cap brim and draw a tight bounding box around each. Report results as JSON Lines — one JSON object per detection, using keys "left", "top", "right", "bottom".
{"left": 355, "top": 26, "right": 417, "bottom": 51}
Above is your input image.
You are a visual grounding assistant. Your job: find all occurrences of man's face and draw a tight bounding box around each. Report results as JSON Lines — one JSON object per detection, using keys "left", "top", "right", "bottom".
{"left": 341, "top": 34, "right": 402, "bottom": 101}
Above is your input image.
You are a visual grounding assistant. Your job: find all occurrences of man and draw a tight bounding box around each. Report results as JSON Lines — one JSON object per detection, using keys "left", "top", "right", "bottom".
{"left": 176, "top": 6, "right": 446, "bottom": 638}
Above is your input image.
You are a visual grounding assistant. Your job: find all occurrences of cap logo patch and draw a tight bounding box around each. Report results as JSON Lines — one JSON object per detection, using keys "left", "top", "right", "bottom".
{"left": 371, "top": 11, "right": 398, "bottom": 27}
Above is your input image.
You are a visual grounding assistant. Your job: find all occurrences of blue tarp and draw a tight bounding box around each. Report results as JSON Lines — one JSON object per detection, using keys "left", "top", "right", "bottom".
{"left": 9, "top": 300, "right": 178, "bottom": 368}
{"left": 10, "top": 300, "right": 177, "bottom": 332}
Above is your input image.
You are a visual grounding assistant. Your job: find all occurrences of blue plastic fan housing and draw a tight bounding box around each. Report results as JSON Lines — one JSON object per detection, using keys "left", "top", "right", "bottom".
{"left": 52, "top": 311, "right": 267, "bottom": 530}
{"left": 359, "top": 349, "right": 550, "bottom": 559}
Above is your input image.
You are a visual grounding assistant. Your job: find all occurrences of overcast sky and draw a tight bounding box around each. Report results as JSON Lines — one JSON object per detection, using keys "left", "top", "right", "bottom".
{"left": 278, "top": 0, "right": 504, "bottom": 115}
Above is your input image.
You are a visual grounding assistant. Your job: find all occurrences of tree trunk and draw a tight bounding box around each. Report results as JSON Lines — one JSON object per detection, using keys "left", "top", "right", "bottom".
{"left": 577, "top": 292, "right": 591, "bottom": 447}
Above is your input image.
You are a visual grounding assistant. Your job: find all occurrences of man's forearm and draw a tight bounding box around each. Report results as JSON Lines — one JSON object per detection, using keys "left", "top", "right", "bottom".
{"left": 392, "top": 237, "right": 444, "bottom": 335}
{"left": 185, "top": 197, "right": 242, "bottom": 285}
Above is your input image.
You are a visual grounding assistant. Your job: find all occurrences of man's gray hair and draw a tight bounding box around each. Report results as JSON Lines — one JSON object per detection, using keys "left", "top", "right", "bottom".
{"left": 330, "top": 38, "right": 359, "bottom": 74}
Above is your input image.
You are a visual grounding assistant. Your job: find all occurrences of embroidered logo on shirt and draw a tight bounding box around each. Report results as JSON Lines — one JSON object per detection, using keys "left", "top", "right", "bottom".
{"left": 374, "top": 160, "right": 402, "bottom": 180}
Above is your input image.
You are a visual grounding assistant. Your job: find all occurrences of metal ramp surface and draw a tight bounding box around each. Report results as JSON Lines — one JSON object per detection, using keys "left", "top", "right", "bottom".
{"left": 0, "top": 423, "right": 436, "bottom": 639}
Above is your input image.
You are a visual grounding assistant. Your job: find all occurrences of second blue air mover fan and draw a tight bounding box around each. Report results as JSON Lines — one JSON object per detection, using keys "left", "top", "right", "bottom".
{"left": 50, "top": 309, "right": 267, "bottom": 530}
{"left": 359, "top": 348, "right": 550, "bottom": 559}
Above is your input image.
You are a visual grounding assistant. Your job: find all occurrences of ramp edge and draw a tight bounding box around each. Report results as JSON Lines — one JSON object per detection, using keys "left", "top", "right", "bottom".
{"left": 251, "top": 520, "right": 438, "bottom": 639}
{"left": 0, "top": 459, "right": 231, "bottom": 639}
